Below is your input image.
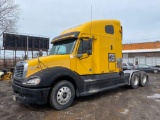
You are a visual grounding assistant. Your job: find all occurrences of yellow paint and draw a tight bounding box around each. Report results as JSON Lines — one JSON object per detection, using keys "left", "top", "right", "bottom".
{"left": 109, "top": 63, "right": 116, "bottom": 71}
{"left": 26, "top": 20, "right": 122, "bottom": 77}
{"left": 0, "top": 72, "right": 12, "bottom": 80}
{"left": 26, "top": 55, "right": 70, "bottom": 77}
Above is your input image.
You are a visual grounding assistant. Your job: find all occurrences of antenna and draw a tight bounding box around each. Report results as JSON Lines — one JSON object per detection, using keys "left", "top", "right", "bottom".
{"left": 90, "top": 5, "right": 92, "bottom": 38}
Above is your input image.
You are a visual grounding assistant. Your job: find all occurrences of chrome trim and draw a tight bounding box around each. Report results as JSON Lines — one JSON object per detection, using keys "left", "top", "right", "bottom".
{"left": 13, "top": 61, "right": 28, "bottom": 80}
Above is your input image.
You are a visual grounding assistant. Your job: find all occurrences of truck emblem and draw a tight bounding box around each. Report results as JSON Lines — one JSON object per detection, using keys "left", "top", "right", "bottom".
{"left": 30, "top": 66, "right": 38, "bottom": 70}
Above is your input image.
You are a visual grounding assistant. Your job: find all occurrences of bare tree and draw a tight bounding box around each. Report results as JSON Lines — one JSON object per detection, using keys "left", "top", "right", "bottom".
{"left": 0, "top": 0, "right": 19, "bottom": 36}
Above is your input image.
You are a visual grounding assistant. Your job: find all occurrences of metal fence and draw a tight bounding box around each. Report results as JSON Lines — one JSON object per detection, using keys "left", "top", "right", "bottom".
{"left": 0, "top": 58, "right": 23, "bottom": 69}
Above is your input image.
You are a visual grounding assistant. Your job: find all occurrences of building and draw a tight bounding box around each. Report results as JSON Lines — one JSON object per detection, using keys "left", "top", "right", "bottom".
{"left": 122, "top": 41, "right": 160, "bottom": 66}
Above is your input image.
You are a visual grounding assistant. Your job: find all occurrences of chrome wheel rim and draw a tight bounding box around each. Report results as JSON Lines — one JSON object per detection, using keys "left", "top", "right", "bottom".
{"left": 142, "top": 76, "right": 147, "bottom": 84}
{"left": 133, "top": 76, "right": 139, "bottom": 86}
{"left": 57, "top": 87, "right": 71, "bottom": 105}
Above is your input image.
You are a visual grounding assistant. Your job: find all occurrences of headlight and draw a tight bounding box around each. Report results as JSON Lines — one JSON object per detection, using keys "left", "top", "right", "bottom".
{"left": 23, "top": 77, "right": 40, "bottom": 85}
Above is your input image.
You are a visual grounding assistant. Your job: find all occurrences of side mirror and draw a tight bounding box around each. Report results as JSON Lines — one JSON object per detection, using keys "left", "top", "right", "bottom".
{"left": 87, "top": 50, "right": 92, "bottom": 55}
{"left": 77, "top": 38, "right": 92, "bottom": 57}
{"left": 37, "top": 50, "right": 43, "bottom": 57}
{"left": 87, "top": 38, "right": 92, "bottom": 55}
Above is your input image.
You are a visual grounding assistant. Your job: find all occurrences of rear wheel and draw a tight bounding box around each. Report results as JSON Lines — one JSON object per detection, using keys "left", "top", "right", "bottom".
{"left": 130, "top": 72, "right": 139, "bottom": 89}
{"left": 49, "top": 80, "right": 75, "bottom": 110}
{"left": 139, "top": 72, "right": 148, "bottom": 87}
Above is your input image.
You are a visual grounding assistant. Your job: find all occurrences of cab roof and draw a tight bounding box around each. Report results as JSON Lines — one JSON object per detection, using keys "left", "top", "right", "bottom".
{"left": 52, "top": 20, "right": 120, "bottom": 43}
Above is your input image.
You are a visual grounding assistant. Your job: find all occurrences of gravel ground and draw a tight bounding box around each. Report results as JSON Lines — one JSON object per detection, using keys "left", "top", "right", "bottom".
{"left": 0, "top": 73, "right": 160, "bottom": 120}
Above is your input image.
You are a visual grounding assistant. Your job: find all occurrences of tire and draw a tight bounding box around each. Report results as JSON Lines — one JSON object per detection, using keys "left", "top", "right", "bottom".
{"left": 130, "top": 72, "right": 139, "bottom": 89}
{"left": 153, "top": 69, "right": 158, "bottom": 74}
{"left": 139, "top": 72, "right": 148, "bottom": 87}
{"left": 49, "top": 80, "right": 75, "bottom": 110}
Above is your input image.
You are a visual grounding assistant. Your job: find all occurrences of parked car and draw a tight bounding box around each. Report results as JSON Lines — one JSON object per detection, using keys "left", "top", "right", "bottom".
{"left": 122, "top": 62, "right": 135, "bottom": 70}
{"left": 134, "top": 64, "right": 160, "bottom": 73}
{"left": 152, "top": 65, "right": 160, "bottom": 68}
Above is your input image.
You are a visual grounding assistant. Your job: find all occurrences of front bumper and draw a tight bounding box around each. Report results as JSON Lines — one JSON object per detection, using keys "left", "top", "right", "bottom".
{"left": 12, "top": 82, "right": 50, "bottom": 105}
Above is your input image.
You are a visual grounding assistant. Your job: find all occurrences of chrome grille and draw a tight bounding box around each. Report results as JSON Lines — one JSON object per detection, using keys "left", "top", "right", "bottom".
{"left": 15, "top": 65, "right": 24, "bottom": 78}
{"left": 14, "top": 61, "right": 28, "bottom": 80}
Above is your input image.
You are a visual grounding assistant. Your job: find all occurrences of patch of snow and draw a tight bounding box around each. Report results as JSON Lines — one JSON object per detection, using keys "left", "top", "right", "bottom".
{"left": 147, "top": 94, "right": 160, "bottom": 99}
{"left": 120, "top": 109, "right": 129, "bottom": 115}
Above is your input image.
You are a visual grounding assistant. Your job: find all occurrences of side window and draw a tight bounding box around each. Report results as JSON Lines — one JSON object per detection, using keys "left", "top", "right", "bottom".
{"left": 78, "top": 40, "right": 89, "bottom": 54}
{"left": 141, "top": 65, "right": 145, "bottom": 68}
{"left": 143, "top": 65, "right": 149, "bottom": 68}
{"left": 123, "top": 63, "right": 127, "bottom": 66}
{"left": 105, "top": 25, "right": 114, "bottom": 34}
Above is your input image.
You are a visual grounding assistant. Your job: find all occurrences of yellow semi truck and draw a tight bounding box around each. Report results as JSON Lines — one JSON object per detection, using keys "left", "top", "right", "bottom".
{"left": 12, "top": 20, "right": 148, "bottom": 110}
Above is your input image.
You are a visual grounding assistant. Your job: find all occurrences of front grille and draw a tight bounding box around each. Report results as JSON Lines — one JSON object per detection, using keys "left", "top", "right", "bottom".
{"left": 13, "top": 61, "right": 28, "bottom": 80}
{"left": 15, "top": 65, "right": 24, "bottom": 78}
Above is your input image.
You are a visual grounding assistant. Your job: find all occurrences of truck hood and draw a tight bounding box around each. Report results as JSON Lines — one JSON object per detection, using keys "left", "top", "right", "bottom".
{"left": 26, "top": 55, "right": 71, "bottom": 77}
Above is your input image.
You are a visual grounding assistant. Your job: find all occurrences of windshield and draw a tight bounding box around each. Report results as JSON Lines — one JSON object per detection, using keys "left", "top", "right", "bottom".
{"left": 49, "top": 39, "right": 76, "bottom": 55}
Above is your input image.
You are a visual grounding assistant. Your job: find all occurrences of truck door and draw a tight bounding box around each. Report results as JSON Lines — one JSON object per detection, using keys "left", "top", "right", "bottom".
{"left": 76, "top": 39, "right": 93, "bottom": 75}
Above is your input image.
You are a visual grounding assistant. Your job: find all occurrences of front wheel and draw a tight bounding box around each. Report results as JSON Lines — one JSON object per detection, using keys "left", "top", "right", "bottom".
{"left": 49, "top": 80, "right": 75, "bottom": 110}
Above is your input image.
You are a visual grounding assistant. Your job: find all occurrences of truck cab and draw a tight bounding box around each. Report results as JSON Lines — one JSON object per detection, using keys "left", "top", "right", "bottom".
{"left": 12, "top": 20, "right": 148, "bottom": 110}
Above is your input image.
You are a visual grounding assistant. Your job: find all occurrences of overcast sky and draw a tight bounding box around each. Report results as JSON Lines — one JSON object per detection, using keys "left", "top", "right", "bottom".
{"left": 15, "top": 0, "right": 160, "bottom": 44}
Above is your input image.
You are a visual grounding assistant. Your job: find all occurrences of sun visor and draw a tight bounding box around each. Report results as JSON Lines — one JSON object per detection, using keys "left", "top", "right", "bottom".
{"left": 51, "top": 32, "right": 80, "bottom": 43}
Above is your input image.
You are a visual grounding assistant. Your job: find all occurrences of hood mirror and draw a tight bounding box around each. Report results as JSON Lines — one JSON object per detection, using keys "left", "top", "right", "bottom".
{"left": 37, "top": 50, "right": 43, "bottom": 57}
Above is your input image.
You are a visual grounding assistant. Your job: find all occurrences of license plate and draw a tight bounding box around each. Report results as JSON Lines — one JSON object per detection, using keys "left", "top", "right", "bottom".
{"left": 13, "top": 95, "right": 17, "bottom": 101}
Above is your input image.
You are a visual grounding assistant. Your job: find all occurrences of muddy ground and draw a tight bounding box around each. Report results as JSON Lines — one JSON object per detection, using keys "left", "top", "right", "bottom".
{"left": 0, "top": 73, "right": 160, "bottom": 120}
